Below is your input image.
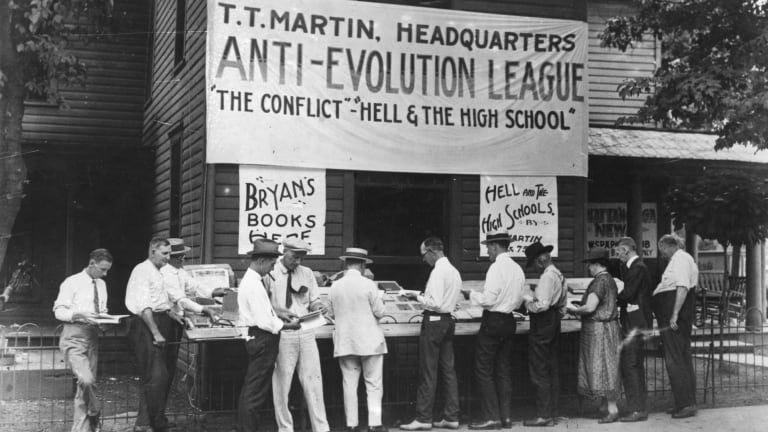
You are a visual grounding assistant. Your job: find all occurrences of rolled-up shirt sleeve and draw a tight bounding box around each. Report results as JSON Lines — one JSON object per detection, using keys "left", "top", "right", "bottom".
{"left": 526, "top": 271, "right": 555, "bottom": 313}
{"left": 125, "top": 268, "right": 151, "bottom": 315}
{"left": 470, "top": 262, "right": 501, "bottom": 308}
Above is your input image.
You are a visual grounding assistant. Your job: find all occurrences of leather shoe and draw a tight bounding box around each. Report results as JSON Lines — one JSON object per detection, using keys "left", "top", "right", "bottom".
{"left": 468, "top": 420, "right": 500, "bottom": 430}
{"left": 369, "top": 426, "right": 388, "bottom": 432}
{"left": 620, "top": 411, "right": 648, "bottom": 422}
{"left": 522, "top": 417, "right": 554, "bottom": 427}
{"left": 671, "top": 405, "right": 697, "bottom": 419}
{"left": 501, "top": 418, "right": 512, "bottom": 428}
{"left": 400, "top": 420, "right": 432, "bottom": 431}
{"left": 432, "top": 420, "right": 459, "bottom": 430}
{"left": 597, "top": 412, "right": 619, "bottom": 424}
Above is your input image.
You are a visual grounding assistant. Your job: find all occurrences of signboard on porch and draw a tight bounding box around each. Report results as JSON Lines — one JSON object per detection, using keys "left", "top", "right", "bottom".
{"left": 206, "top": 0, "right": 588, "bottom": 177}
{"left": 238, "top": 166, "right": 326, "bottom": 254}
{"left": 586, "top": 203, "right": 658, "bottom": 258}
{"left": 479, "top": 176, "right": 558, "bottom": 257}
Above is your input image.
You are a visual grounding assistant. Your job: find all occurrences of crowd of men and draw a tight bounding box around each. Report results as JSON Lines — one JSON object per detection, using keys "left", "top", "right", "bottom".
{"left": 52, "top": 232, "right": 699, "bottom": 432}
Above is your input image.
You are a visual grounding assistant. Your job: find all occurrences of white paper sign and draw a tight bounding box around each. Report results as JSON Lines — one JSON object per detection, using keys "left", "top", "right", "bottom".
{"left": 238, "top": 166, "right": 326, "bottom": 254}
{"left": 586, "top": 203, "right": 658, "bottom": 258}
{"left": 479, "top": 176, "right": 558, "bottom": 257}
{"left": 206, "top": 0, "right": 589, "bottom": 176}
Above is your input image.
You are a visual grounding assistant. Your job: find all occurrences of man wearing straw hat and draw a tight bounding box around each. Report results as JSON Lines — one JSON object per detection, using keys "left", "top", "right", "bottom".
{"left": 328, "top": 247, "right": 388, "bottom": 432}
{"left": 161, "top": 238, "right": 221, "bottom": 325}
{"left": 521, "top": 241, "right": 567, "bottom": 427}
{"left": 237, "top": 238, "right": 301, "bottom": 432}
{"left": 460, "top": 231, "right": 524, "bottom": 429}
{"left": 266, "top": 238, "right": 330, "bottom": 432}
{"left": 53, "top": 248, "right": 113, "bottom": 432}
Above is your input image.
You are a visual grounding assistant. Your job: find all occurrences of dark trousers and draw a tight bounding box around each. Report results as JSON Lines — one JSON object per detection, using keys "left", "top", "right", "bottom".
{"left": 415, "top": 315, "right": 460, "bottom": 423}
{"left": 238, "top": 328, "right": 281, "bottom": 432}
{"left": 619, "top": 329, "right": 647, "bottom": 412}
{"left": 128, "top": 312, "right": 181, "bottom": 430}
{"left": 474, "top": 311, "right": 516, "bottom": 422}
{"left": 528, "top": 309, "right": 561, "bottom": 419}
{"left": 652, "top": 290, "right": 697, "bottom": 409}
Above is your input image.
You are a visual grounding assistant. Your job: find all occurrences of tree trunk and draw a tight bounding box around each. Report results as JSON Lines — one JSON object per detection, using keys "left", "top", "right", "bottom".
{"left": 0, "top": 1, "right": 28, "bottom": 285}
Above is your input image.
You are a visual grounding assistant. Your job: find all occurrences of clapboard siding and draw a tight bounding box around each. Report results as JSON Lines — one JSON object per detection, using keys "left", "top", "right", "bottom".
{"left": 588, "top": 0, "right": 658, "bottom": 126}
{"left": 21, "top": 0, "right": 148, "bottom": 146}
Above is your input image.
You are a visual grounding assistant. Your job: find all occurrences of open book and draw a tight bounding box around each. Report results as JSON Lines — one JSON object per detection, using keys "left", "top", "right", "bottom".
{"left": 94, "top": 313, "right": 129, "bottom": 325}
{"left": 298, "top": 310, "right": 328, "bottom": 330}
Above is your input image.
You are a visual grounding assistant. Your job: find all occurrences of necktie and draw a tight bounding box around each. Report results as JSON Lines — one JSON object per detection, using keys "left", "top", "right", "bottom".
{"left": 285, "top": 272, "right": 293, "bottom": 309}
{"left": 92, "top": 279, "right": 100, "bottom": 314}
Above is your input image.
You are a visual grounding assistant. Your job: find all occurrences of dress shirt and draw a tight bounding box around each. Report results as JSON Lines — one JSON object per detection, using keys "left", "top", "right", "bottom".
{"left": 418, "top": 256, "right": 462, "bottom": 314}
{"left": 53, "top": 269, "right": 107, "bottom": 322}
{"left": 526, "top": 264, "right": 567, "bottom": 314}
{"left": 161, "top": 265, "right": 203, "bottom": 314}
{"left": 328, "top": 269, "right": 387, "bottom": 357}
{"left": 237, "top": 268, "right": 284, "bottom": 335}
{"left": 266, "top": 259, "right": 321, "bottom": 317}
{"left": 653, "top": 249, "right": 698, "bottom": 296}
{"left": 470, "top": 253, "right": 525, "bottom": 313}
{"left": 125, "top": 259, "right": 172, "bottom": 315}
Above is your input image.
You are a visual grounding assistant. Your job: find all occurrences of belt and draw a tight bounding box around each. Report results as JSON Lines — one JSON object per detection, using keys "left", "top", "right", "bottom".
{"left": 248, "top": 326, "right": 275, "bottom": 337}
{"left": 423, "top": 310, "right": 452, "bottom": 318}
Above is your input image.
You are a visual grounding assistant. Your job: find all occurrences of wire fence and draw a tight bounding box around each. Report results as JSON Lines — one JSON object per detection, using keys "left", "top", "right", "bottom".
{"left": 1, "top": 318, "right": 766, "bottom": 431}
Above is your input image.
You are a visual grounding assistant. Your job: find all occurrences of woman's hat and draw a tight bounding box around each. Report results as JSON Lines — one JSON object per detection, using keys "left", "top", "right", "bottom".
{"left": 480, "top": 231, "right": 512, "bottom": 245}
{"left": 339, "top": 247, "right": 373, "bottom": 264}
{"left": 524, "top": 241, "right": 554, "bottom": 267}
{"left": 168, "top": 238, "right": 191, "bottom": 256}
{"left": 582, "top": 247, "right": 610, "bottom": 263}
{"left": 247, "top": 239, "right": 282, "bottom": 258}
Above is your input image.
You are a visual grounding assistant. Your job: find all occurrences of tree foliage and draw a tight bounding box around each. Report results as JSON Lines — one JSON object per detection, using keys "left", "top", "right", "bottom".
{"left": 600, "top": 0, "right": 768, "bottom": 150}
{"left": 664, "top": 169, "right": 768, "bottom": 247}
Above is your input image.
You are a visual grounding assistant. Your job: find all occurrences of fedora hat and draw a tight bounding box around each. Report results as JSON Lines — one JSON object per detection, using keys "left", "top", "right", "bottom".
{"left": 339, "top": 247, "right": 373, "bottom": 264}
{"left": 282, "top": 238, "right": 312, "bottom": 253}
{"left": 480, "top": 231, "right": 512, "bottom": 245}
{"left": 525, "top": 241, "right": 554, "bottom": 268}
{"left": 247, "top": 239, "right": 282, "bottom": 258}
{"left": 582, "top": 247, "right": 610, "bottom": 263}
{"left": 168, "top": 238, "right": 191, "bottom": 256}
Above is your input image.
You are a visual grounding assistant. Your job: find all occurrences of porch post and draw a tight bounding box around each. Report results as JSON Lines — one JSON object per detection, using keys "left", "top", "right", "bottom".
{"left": 745, "top": 241, "right": 764, "bottom": 330}
{"left": 627, "top": 174, "right": 643, "bottom": 250}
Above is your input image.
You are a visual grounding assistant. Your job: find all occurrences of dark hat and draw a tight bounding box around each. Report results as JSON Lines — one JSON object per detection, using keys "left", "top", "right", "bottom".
{"left": 247, "top": 239, "right": 282, "bottom": 258}
{"left": 339, "top": 247, "right": 373, "bottom": 264}
{"left": 524, "top": 241, "right": 554, "bottom": 268}
{"left": 168, "top": 238, "right": 191, "bottom": 256}
{"left": 582, "top": 247, "right": 610, "bottom": 263}
{"left": 480, "top": 231, "right": 512, "bottom": 245}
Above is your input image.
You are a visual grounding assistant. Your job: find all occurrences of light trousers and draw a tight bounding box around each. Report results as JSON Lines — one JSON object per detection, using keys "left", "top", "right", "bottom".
{"left": 272, "top": 329, "right": 329, "bottom": 432}
{"left": 339, "top": 354, "right": 384, "bottom": 427}
{"left": 60, "top": 323, "right": 100, "bottom": 432}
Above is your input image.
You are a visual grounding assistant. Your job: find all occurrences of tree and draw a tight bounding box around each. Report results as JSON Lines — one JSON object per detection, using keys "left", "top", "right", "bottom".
{"left": 599, "top": 0, "right": 768, "bottom": 150}
{"left": 0, "top": 0, "right": 112, "bottom": 295}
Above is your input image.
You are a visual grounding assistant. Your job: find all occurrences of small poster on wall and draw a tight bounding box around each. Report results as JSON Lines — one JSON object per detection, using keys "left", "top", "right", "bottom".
{"left": 586, "top": 203, "right": 657, "bottom": 258}
{"left": 479, "top": 176, "right": 558, "bottom": 257}
{"left": 238, "top": 166, "right": 326, "bottom": 255}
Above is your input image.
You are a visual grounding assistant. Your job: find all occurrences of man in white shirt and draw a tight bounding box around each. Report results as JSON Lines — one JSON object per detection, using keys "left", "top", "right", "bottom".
{"left": 124, "top": 237, "right": 175, "bottom": 432}
{"left": 461, "top": 232, "right": 524, "bottom": 429}
{"left": 160, "top": 238, "right": 220, "bottom": 322}
{"left": 522, "top": 241, "right": 567, "bottom": 427}
{"left": 237, "top": 239, "right": 300, "bottom": 432}
{"left": 266, "top": 238, "right": 330, "bottom": 432}
{"left": 652, "top": 234, "right": 699, "bottom": 419}
{"left": 53, "top": 248, "right": 113, "bottom": 432}
{"left": 401, "top": 237, "right": 461, "bottom": 431}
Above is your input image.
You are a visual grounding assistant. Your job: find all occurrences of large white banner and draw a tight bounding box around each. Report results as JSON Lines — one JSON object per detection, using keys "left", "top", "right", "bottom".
{"left": 206, "top": 0, "right": 588, "bottom": 176}
{"left": 239, "top": 166, "right": 326, "bottom": 254}
{"left": 586, "top": 203, "right": 658, "bottom": 258}
{"left": 479, "top": 176, "right": 558, "bottom": 257}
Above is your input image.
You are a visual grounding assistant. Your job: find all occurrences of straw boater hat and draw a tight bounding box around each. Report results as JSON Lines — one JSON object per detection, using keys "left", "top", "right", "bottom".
{"left": 339, "top": 247, "right": 373, "bottom": 264}
{"left": 582, "top": 247, "right": 610, "bottom": 263}
{"left": 247, "top": 239, "right": 282, "bottom": 258}
{"left": 524, "top": 241, "right": 555, "bottom": 268}
{"left": 282, "top": 238, "right": 312, "bottom": 253}
{"left": 168, "top": 238, "right": 191, "bottom": 256}
{"left": 480, "top": 231, "right": 513, "bottom": 245}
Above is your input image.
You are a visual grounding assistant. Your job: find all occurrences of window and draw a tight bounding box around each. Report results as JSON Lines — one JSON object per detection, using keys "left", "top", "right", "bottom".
{"left": 174, "top": 0, "right": 186, "bottom": 72}
{"left": 168, "top": 124, "right": 183, "bottom": 237}
{"left": 354, "top": 172, "right": 448, "bottom": 289}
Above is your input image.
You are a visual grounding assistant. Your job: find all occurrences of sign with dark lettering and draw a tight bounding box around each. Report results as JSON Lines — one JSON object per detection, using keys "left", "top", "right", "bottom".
{"left": 239, "top": 166, "right": 326, "bottom": 254}
{"left": 479, "top": 177, "right": 558, "bottom": 257}
{"left": 586, "top": 203, "right": 658, "bottom": 258}
{"left": 207, "top": 0, "right": 588, "bottom": 176}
